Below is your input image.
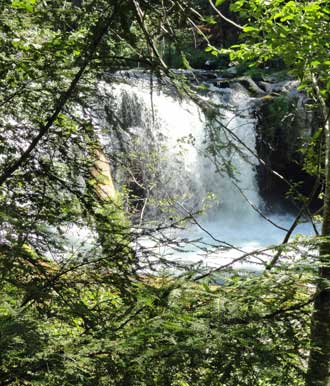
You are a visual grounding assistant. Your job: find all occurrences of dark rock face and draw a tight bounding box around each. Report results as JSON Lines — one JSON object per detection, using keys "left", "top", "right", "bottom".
{"left": 255, "top": 92, "right": 322, "bottom": 212}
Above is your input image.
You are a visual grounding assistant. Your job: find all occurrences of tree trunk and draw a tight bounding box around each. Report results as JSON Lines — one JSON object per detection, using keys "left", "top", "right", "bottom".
{"left": 306, "top": 109, "right": 330, "bottom": 385}
{"left": 90, "top": 148, "right": 117, "bottom": 202}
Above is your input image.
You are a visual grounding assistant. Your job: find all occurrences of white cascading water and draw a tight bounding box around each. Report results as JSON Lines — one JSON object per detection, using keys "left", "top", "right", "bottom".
{"left": 96, "top": 75, "right": 316, "bottom": 269}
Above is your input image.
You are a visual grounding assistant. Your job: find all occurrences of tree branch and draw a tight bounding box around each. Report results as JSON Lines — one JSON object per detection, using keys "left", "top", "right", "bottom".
{"left": 208, "top": 0, "right": 243, "bottom": 30}
{"left": 0, "top": 3, "right": 118, "bottom": 186}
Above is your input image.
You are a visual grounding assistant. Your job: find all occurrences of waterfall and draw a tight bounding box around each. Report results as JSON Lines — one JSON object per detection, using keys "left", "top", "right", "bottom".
{"left": 96, "top": 79, "right": 209, "bottom": 213}
{"left": 97, "top": 79, "right": 260, "bottom": 211}
{"left": 93, "top": 73, "right": 316, "bottom": 269}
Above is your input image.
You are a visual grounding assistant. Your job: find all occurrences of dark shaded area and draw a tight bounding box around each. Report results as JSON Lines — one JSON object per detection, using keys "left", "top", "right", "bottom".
{"left": 256, "top": 95, "right": 323, "bottom": 213}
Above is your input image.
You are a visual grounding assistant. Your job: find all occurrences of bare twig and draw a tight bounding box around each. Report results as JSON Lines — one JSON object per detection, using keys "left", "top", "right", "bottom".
{"left": 232, "top": 181, "right": 289, "bottom": 232}
{"left": 208, "top": 0, "right": 243, "bottom": 30}
{"left": 173, "top": 200, "right": 245, "bottom": 253}
{"left": 266, "top": 177, "right": 320, "bottom": 269}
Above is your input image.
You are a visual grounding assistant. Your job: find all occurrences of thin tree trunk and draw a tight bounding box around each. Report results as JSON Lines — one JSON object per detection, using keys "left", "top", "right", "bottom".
{"left": 306, "top": 90, "right": 330, "bottom": 385}
{"left": 90, "top": 148, "right": 117, "bottom": 202}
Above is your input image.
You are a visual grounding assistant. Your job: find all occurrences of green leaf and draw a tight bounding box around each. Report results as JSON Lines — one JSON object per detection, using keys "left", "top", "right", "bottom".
{"left": 311, "top": 60, "right": 321, "bottom": 67}
{"left": 203, "top": 16, "right": 217, "bottom": 25}
{"left": 11, "top": 0, "right": 36, "bottom": 12}
{"left": 243, "top": 26, "right": 258, "bottom": 32}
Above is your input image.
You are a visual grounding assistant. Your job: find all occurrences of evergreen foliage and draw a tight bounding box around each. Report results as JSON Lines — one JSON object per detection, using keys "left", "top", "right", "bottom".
{"left": 1, "top": 0, "right": 329, "bottom": 385}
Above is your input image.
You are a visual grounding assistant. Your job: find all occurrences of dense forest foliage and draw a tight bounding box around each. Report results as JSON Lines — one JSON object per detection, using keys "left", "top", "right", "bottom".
{"left": 0, "top": 0, "right": 330, "bottom": 385}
